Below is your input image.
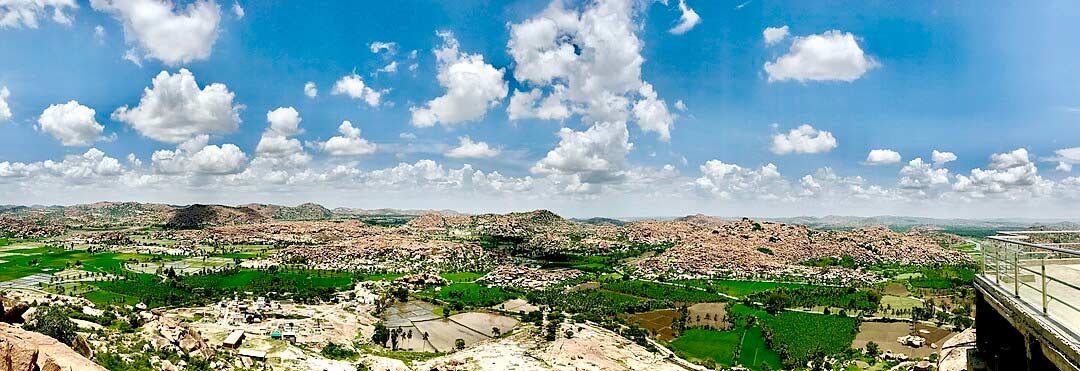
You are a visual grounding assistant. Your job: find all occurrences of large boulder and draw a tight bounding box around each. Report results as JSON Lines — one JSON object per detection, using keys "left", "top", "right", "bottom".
{"left": 0, "top": 323, "right": 105, "bottom": 371}
{"left": 0, "top": 297, "right": 29, "bottom": 324}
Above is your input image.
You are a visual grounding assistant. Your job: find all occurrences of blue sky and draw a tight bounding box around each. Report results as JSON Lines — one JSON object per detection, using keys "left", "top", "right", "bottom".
{"left": 1, "top": 0, "right": 1079, "bottom": 218}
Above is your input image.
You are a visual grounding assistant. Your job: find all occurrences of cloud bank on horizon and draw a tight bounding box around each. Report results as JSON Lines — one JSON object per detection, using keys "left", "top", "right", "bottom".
{"left": 0, "top": 0, "right": 1078, "bottom": 218}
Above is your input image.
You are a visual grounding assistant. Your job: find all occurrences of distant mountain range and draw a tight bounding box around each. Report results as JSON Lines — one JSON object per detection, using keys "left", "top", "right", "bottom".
{"left": 1, "top": 202, "right": 1075, "bottom": 235}
{"left": 0, "top": 202, "right": 464, "bottom": 229}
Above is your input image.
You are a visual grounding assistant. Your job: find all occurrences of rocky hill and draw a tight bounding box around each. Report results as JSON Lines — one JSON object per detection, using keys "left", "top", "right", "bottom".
{"left": 243, "top": 202, "right": 333, "bottom": 221}
{"left": 628, "top": 218, "right": 972, "bottom": 282}
{"left": 164, "top": 204, "right": 269, "bottom": 229}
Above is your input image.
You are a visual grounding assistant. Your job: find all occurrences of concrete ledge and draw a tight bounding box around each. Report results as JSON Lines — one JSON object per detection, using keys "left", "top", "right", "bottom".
{"left": 976, "top": 275, "right": 1080, "bottom": 371}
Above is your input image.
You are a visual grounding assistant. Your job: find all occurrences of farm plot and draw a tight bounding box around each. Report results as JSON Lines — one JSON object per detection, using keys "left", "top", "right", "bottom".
{"left": 412, "top": 318, "right": 488, "bottom": 352}
{"left": 851, "top": 321, "right": 949, "bottom": 359}
{"left": 687, "top": 302, "right": 729, "bottom": 330}
{"left": 627, "top": 309, "right": 678, "bottom": 340}
{"left": 449, "top": 312, "right": 518, "bottom": 337}
{"left": 384, "top": 301, "right": 518, "bottom": 352}
{"left": 124, "top": 256, "right": 235, "bottom": 275}
{"left": 492, "top": 298, "right": 538, "bottom": 314}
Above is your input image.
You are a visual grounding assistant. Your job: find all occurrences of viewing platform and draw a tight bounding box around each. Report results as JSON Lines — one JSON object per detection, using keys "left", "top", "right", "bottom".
{"left": 977, "top": 231, "right": 1080, "bottom": 371}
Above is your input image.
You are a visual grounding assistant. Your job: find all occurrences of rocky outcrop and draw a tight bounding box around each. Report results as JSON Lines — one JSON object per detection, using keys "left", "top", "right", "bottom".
{"left": 142, "top": 317, "right": 212, "bottom": 359}
{"left": 0, "top": 323, "right": 105, "bottom": 371}
{"left": 0, "top": 297, "right": 30, "bottom": 324}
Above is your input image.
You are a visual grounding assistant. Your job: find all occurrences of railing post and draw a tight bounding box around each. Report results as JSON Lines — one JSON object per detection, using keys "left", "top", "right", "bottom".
{"left": 995, "top": 242, "right": 1001, "bottom": 285}
{"left": 1014, "top": 245, "right": 1020, "bottom": 298}
{"left": 1041, "top": 257, "right": 1048, "bottom": 315}
{"left": 981, "top": 241, "right": 987, "bottom": 276}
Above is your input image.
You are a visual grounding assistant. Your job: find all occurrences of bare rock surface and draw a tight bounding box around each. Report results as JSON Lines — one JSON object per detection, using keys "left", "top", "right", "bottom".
{"left": 0, "top": 323, "right": 105, "bottom": 371}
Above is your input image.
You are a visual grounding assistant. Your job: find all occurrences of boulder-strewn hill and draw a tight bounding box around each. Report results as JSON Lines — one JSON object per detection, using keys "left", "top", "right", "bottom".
{"left": 0, "top": 202, "right": 471, "bottom": 231}
{"left": 332, "top": 207, "right": 465, "bottom": 217}
{"left": 164, "top": 204, "right": 269, "bottom": 229}
{"left": 571, "top": 217, "right": 627, "bottom": 226}
{"left": 243, "top": 202, "right": 333, "bottom": 221}
{"left": 628, "top": 218, "right": 971, "bottom": 282}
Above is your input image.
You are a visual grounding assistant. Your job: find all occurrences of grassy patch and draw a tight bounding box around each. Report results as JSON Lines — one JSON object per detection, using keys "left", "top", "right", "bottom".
{"left": 360, "top": 345, "right": 443, "bottom": 362}
{"left": 440, "top": 271, "right": 485, "bottom": 283}
{"left": 738, "top": 325, "right": 783, "bottom": 370}
{"left": 423, "top": 283, "right": 520, "bottom": 308}
{"left": 602, "top": 280, "right": 725, "bottom": 303}
{"left": 669, "top": 328, "right": 741, "bottom": 367}
{"left": 358, "top": 272, "right": 405, "bottom": 281}
{"left": 527, "top": 288, "right": 658, "bottom": 320}
{"left": 0, "top": 247, "right": 176, "bottom": 282}
{"left": 673, "top": 279, "right": 814, "bottom": 298}
{"left": 759, "top": 311, "right": 858, "bottom": 368}
{"left": 88, "top": 268, "right": 354, "bottom": 308}
{"left": 320, "top": 343, "right": 359, "bottom": 361}
{"left": 909, "top": 265, "right": 976, "bottom": 289}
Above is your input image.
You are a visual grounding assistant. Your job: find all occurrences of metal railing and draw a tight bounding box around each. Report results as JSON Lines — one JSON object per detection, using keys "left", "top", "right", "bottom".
{"left": 983, "top": 231, "right": 1080, "bottom": 337}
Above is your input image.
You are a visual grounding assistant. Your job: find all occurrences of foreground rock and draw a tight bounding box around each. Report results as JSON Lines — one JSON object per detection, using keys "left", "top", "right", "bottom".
{"left": 0, "top": 323, "right": 105, "bottom": 371}
{"left": 411, "top": 322, "right": 684, "bottom": 371}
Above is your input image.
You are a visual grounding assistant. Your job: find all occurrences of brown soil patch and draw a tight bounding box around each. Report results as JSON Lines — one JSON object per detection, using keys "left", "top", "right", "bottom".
{"left": 884, "top": 282, "right": 910, "bottom": 296}
{"left": 686, "top": 302, "right": 730, "bottom": 330}
{"left": 626, "top": 310, "right": 677, "bottom": 340}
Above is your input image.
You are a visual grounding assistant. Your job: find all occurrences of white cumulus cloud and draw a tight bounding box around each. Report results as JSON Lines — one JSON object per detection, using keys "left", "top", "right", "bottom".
{"left": 632, "top": 82, "right": 676, "bottom": 141}
{"left": 37, "top": 101, "right": 106, "bottom": 146}
{"left": 668, "top": 0, "right": 700, "bottom": 35}
{"left": 1046, "top": 147, "right": 1080, "bottom": 173}
{"left": 91, "top": 0, "right": 222, "bottom": 66}
{"left": 0, "top": 87, "right": 11, "bottom": 122}
{"left": 864, "top": 149, "right": 901, "bottom": 165}
{"left": 151, "top": 135, "right": 247, "bottom": 175}
{"left": 695, "top": 160, "right": 786, "bottom": 199}
{"left": 445, "top": 137, "right": 500, "bottom": 159}
{"left": 531, "top": 121, "right": 632, "bottom": 188}
{"left": 369, "top": 41, "right": 397, "bottom": 54}
{"left": 770, "top": 124, "right": 837, "bottom": 155}
{"left": 312, "top": 121, "right": 377, "bottom": 156}
{"left": 953, "top": 148, "right": 1045, "bottom": 198}
{"left": 377, "top": 61, "right": 398, "bottom": 74}
{"left": 111, "top": 69, "right": 242, "bottom": 143}
{"left": 931, "top": 150, "right": 957, "bottom": 166}
{"left": 331, "top": 73, "right": 383, "bottom": 107}
{"left": 231, "top": 1, "right": 243, "bottom": 18}
{"left": 898, "top": 157, "right": 949, "bottom": 192}
{"left": 508, "top": 88, "right": 571, "bottom": 121}
{"left": 410, "top": 31, "right": 507, "bottom": 127}
{"left": 506, "top": 0, "right": 675, "bottom": 139}
{"left": 764, "top": 30, "right": 879, "bottom": 83}
{"left": 0, "top": 0, "right": 76, "bottom": 29}
{"left": 264, "top": 107, "right": 302, "bottom": 137}
{"left": 763, "top": 25, "right": 789, "bottom": 45}
{"left": 303, "top": 81, "right": 317, "bottom": 98}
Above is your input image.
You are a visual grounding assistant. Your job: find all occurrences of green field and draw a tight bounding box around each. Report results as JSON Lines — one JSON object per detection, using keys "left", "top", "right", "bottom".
{"left": 673, "top": 279, "right": 814, "bottom": 297}
{"left": 667, "top": 325, "right": 784, "bottom": 371}
{"left": 909, "top": 265, "right": 976, "bottom": 289}
{"left": 527, "top": 288, "right": 659, "bottom": 319}
{"left": 358, "top": 272, "right": 405, "bottom": 281}
{"left": 87, "top": 268, "right": 355, "bottom": 308}
{"left": 738, "top": 325, "right": 783, "bottom": 370}
{"left": 759, "top": 311, "right": 858, "bottom": 368}
{"left": 440, "top": 271, "right": 485, "bottom": 283}
{"left": 602, "top": 280, "right": 725, "bottom": 303}
{"left": 538, "top": 254, "right": 615, "bottom": 273}
{"left": 423, "top": 283, "right": 519, "bottom": 308}
{"left": 669, "top": 328, "right": 741, "bottom": 367}
{"left": 0, "top": 246, "right": 178, "bottom": 282}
